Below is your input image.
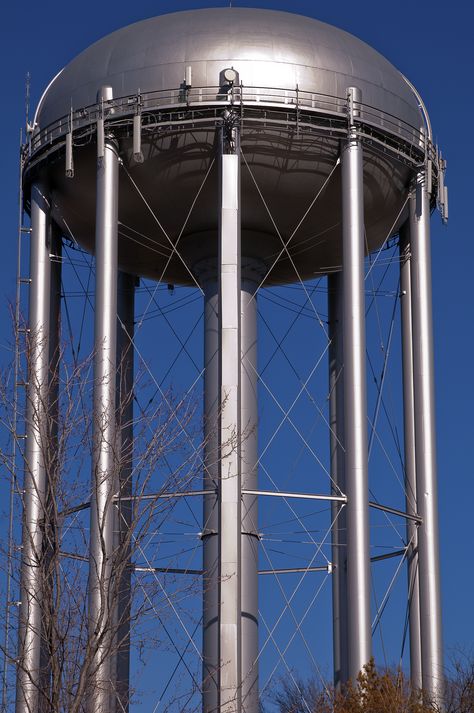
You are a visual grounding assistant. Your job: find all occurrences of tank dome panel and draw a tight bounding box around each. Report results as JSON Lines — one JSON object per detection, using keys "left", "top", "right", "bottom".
{"left": 26, "top": 8, "right": 428, "bottom": 285}
{"left": 36, "top": 8, "right": 422, "bottom": 131}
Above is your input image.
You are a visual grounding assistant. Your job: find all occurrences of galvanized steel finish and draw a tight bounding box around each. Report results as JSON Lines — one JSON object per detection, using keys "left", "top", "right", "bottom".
{"left": 34, "top": 9, "right": 421, "bottom": 131}
{"left": 399, "top": 228, "right": 423, "bottom": 691}
{"left": 87, "top": 138, "right": 120, "bottom": 713}
{"left": 15, "top": 8, "right": 445, "bottom": 713}
{"left": 340, "top": 123, "right": 372, "bottom": 677}
{"left": 409, "top": 176, "right": 444, "bottom": 701}
{"left": 23, "top": 8, "right": 433, "bottom": 286}
{"left": 16, "top": 184, "right": 52, "bottom": 713}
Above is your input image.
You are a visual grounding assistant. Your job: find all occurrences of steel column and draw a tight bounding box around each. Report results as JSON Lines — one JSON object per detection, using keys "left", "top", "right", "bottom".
{"left": 16, "top": 183, "right": 52, "bottom": 713}
{"left": 399, "top": 226, "right": 422, "bottom": 690}
{"left": 240, "top": 271, "right": 259, "bottom": 713}
{"left": 87, "top": 137, "right": 119, "bottom": 713}
{"left": 341, "top": 91, "right": 372, "bottom": 678}
{"left": 113, "top": 272, "right": 135, "bottom": 713}
{"left": 218, "top": 116, "right": 242, "bottom": 713}
{"left": 409, "top": 173, "right": 444, "bottom": 702}
{"left": 202, "top": 276, "right": 220, "bottom": 713}
{"left": 201, "top": 266, "right": 258, "bottom": 713}
{"left": 328, "top": 271, "right": 348, "bottom": 688}
{"left": 39, "top": 227, "right": 62, "bottom": 713}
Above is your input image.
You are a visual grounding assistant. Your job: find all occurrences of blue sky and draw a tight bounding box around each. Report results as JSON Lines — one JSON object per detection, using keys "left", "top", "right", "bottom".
{"left": 1, "top": 0, "right": 472, "bottom": 708}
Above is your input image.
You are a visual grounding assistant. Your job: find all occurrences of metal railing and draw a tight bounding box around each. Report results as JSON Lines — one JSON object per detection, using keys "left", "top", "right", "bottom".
{"left": 28, "top": 83, "right": 429, "bottom": 164}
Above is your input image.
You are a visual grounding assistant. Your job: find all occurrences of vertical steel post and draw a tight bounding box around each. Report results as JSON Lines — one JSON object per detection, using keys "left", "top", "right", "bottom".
{"left": 201, "top": 264, "right": 258, "bottom": 713}
{"left": 113, "top": 272, "right": 135, "bottom": 713}
{"left": 240, "top": 269, "right": 259, "bottom": 713}
{"left": 328, "top": 271, "right": 348, "bottom": 688}
{"left": 87, "top": 133, "right": 119, "bottom": 713}
{"left": 39, "top": 227, "right": 62, "bottom": 713}
{"left": 341, "top": 87, "right": 372, "bottom": 679}
{"left": 409, "top": 173, "right": 444, "bottom": 702}
{"left": 202, "top": 274, "right": 220, "bottom": 713}
{"left": 219, "top": 113, "right": 242, "bottom": 713}
{"left": 16, "top": 182, "right": 52, "bottom": 713}
{"left": 399, "top": 226, "right": 422, "bottom": 690}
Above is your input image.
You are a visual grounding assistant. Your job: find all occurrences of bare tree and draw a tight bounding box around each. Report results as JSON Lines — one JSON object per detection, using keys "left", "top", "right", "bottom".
{"left": 445, "top": 650, "right": 474, "bottom": 713}
{"left": 1, "top": 322, "right": 210, "bottom": 712}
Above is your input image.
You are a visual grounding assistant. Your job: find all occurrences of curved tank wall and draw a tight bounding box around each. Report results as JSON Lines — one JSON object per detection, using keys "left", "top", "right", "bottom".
{"left": 25, "top": 8, "right": 426, "bottom": 285}
{"left": 35, "top": 9, "right": 422, "bottom": 129}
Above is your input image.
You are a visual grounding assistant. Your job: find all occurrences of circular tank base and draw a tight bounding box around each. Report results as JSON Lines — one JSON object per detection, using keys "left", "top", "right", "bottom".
{"left": 41, "top": 125, "right": 411, "bottom": 285}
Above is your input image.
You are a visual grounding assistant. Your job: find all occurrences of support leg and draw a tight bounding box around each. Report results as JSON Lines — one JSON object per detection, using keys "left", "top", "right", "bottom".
{"left": 202, "top": 276, "right": 220, "bottom": 713}
{"left": 218, "top": 115, "right": 242, "bottom": 713}
{"left": 16, "top": 183, "right": 52, "bottom": 713}
{"left": 240, "top": 272, "right": 259, "bottom": 713}
{"left": 399, "top": 226, "right": 422, "bottom": 690}
{"left": 113, "top": 272, "right": 135, "bottom": 713}
{"left": 328, "top": 271, "right": 348, "bottom": 688}
{"left": 341, "top": 93, "right": 372, "bottom": 678}
{"left": 87, "top": 137, "right": 119, "bottom": 713}
{"left": 201, "top": 265, "right": 259, "bottom": 713}
{"left": 409, "top": 173, "right": 444, "bottom": 703}
{"left": 39, "top": 227, "right": 62, "bottom": 713}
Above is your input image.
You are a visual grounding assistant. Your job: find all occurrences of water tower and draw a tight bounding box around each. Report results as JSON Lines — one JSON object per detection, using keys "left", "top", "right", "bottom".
{"left": 12, "top": 8, "right": 447, "bottom": 713}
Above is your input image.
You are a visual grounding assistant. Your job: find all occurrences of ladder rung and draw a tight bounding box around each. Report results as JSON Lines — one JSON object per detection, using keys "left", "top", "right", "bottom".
{"left": 19, "top": 277, "right": 31, "bottom": 284}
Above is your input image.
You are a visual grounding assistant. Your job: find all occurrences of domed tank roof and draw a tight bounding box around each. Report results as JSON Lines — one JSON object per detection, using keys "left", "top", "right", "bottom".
{"left": 29, "top": 8, "right": 427, "bottom": 285}
{"left": 36, "top": 7, "right": 422, "bottom": 131}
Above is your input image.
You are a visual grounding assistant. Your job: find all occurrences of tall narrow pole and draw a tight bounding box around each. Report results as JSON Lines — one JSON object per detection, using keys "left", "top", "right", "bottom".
{"left": 219, "top": 111, "right": 242, "bottom": 713}
{"left": 201, "top": 263, "right": 258, "bottom": 713}
{"left": 240, "top": 268, "right": 259, "bottom": 713}
{"left": 114, "top": 272, "right": 135, "bottom": 713}
{"left": 87, "top": 133, "right": 119, "bottom": 713}
{"left": 409, "top": 173, "right": 444, "bottom": 702}
{"left": 328, "top": 271, "right": 348, "bottom": 688}
{"left": 16, "top": 182, "right": 52, "bottom": 713}
{"left": 39, "top": 227, "right": 62, "bottom": 713}
{"left": 202, "top": 274, "right": 220, "bottom": 713}
{"left": 399, "top": 226, "right": 422, "bottom": 690}
{"left": 341, "top": 87, "right": 372, "bottom": 679}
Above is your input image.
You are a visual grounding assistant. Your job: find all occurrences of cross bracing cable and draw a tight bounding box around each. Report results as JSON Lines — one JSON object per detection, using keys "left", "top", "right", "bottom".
{"left": 151, "top": 617, "right": 203, "bottom": 712}
{"left": 121, "top": 157, "right": 215, "bottom": 294}
{"left": 257, "top": 606, "right": 314, "bottom": 713}
{"left": 371, "top": 541, "right": 411, "bottom": 634}
{"left": 258, "top": 304, "right": 345, "bottom": 459}
{"left": 252, "top": 359, "right": 339, "bottom": 489}
{"left": 255, "top": 504, "right": 339, "bottom": 696}
{"left": 258, "top": 280, "right": 324, "bottom": 377}
{"left": 367, "top": 283, "right": 398, "bottom": 460}
{"left": 364, "top": 195, "right": 409, "bottom": 282}
{"left": 140, "top": 281, "right": 202, "bottom": 377}
{"left": 241, "top": 150, "right": 332, "bottom": 339}
{"left": 241, "top": 149, "right": 340, "bottom": 296}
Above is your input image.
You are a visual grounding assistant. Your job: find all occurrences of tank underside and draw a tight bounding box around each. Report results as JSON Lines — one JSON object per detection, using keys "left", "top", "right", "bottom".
{"left": 32, "top": 124, "right": 412, "bottom": 285}
{"left": 25, "top": 7, "right": 427, "bottom": 285}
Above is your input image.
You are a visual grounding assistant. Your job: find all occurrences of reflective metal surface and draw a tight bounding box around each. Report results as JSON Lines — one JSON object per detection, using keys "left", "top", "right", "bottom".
{"left": 16, "top": 183, "right": 52, "bottom": 713}
{"left": 409, "top": 174, "right": 444, "bottom": 704}
{"left": 87, "top": 138, "right": 119, "bottom": 713}
{"left": 328, "top": 271, "right": 348, "bottom": 689}
{"left": 15, "top": 10, "right": 445, "bottom": 710}
{"left": 219, "top": 132, "right": 242, "bottom": 713}
{"left": 25, "top": 8, "right": 427, "bottom": 285}
{"left": 341, "top": 115, "right": 372, "bottom": 677}
{"left": 399, "top": 228, "right": 423, "bottom": 691}
{"left": 35, "top": 9, "right": 421, "bottom": 131}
